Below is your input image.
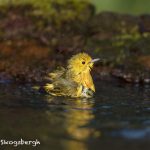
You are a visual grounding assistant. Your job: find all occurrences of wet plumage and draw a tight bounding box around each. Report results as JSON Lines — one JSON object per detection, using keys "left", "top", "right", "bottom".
{"left": 44, "top": 53, "right": 99, "bottom": 98}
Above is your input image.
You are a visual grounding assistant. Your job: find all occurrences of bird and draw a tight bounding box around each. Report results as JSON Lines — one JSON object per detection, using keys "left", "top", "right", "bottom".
{"left": 43, "top": 52, "right": 99, "bottom": 98}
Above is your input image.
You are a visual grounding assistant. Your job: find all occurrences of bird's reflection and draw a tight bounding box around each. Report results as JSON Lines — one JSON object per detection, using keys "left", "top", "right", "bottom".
{"left": 65, "top": 98, "right": 95, "bottom": 140}
{"left": 45, "top": 96, "right": 101, "bottom": 150}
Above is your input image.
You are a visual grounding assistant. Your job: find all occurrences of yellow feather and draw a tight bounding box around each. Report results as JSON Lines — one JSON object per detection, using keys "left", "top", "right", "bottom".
{"left": 42, "top": 53, "right": 98, "bottom": 98}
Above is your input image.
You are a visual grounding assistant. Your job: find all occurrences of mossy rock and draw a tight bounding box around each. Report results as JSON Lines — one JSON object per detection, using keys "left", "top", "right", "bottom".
{"left": 3, "top": 0, "right": 95, "bottom": 25}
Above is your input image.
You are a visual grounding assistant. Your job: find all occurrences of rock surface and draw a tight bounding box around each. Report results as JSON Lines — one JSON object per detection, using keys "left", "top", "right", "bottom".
{"left": 0, "top": 3, "right": 150, "bottom": 84}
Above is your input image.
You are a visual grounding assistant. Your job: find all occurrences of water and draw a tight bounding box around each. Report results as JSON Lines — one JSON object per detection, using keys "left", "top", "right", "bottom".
{"left": 0, "top": 81, "right": 150, "bottom": 150}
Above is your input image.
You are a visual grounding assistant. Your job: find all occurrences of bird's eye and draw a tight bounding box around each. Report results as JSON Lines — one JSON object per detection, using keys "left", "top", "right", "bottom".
{"left": 82, "top": 61, "right": 85, "bottom": 64}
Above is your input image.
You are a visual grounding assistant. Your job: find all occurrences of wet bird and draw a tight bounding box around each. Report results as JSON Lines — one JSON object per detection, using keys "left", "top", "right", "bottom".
{"left": 44, "top": 53, "right": 99, "bottom": 98}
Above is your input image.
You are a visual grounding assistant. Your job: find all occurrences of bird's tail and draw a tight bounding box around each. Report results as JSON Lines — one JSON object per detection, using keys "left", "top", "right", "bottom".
{"left": 32, "top": 84, "right": 54, "bottom": 93}
{"left": 43, "top": 83, "right": 54, "bottom": 92}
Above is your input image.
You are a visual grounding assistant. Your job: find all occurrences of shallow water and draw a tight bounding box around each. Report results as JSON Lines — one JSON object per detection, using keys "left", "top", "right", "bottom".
{"left": 0, "top": 80, "right": 150, "bottom": 150}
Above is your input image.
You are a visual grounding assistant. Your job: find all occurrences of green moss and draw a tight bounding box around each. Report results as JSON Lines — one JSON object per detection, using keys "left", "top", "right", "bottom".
{"left": 1, "top": 0, "right": 93, "bottom": 26}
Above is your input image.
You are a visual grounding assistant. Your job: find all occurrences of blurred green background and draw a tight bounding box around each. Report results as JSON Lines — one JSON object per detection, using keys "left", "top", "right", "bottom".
{"left": 0, "top": 0, "right": 150, "bottom": 15}
{"left": 92, "top": 0, "right": 150, "bottom": 15}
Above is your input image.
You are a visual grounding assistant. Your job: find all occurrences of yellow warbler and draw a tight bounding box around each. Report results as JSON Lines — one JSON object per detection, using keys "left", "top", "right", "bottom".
{"left": 44, "top": 53, "right": 99, "bottom": 98}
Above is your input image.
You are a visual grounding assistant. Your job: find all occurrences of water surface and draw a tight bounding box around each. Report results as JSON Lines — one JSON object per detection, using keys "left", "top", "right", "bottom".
{"left": 0, "top": 80, "right": 150, "bottom": 150}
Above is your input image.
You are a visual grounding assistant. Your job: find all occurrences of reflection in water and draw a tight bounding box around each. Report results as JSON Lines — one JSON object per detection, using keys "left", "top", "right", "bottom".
{"left": 65, "top": 99, "right": 100, "bottom": 140}
{"left": 112, "top": 128, "right": 150, "bottom": 139}
{"left": 45, "top": 96, "right": 101, "bottom": 150}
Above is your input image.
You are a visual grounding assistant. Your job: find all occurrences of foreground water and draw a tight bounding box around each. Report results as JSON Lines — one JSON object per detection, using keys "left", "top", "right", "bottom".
{"left": 0, "top": 80, "right": 150, "bottom": 150}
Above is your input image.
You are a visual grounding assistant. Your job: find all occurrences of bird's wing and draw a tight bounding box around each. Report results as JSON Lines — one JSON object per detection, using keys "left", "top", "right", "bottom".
{"left": 44, "top": 78, "right": 82, "bottom": 97}
{"left": 47, "top": 67, "right": 66, "bottom": 81}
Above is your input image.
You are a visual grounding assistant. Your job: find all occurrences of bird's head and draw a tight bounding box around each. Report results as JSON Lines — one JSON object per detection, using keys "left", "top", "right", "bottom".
{"left": 67, "top": 53, "right": 99, "bottom": 75}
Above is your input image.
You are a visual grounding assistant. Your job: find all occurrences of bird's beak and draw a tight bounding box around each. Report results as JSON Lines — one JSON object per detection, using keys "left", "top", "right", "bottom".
{"left": 90, "top": 58, "right": 100, "bottom": 63}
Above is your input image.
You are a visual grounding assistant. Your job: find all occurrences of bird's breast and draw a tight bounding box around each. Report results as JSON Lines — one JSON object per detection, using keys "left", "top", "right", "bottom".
{"left": 79, "top": 72, "right": 95, "bottom": 92}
